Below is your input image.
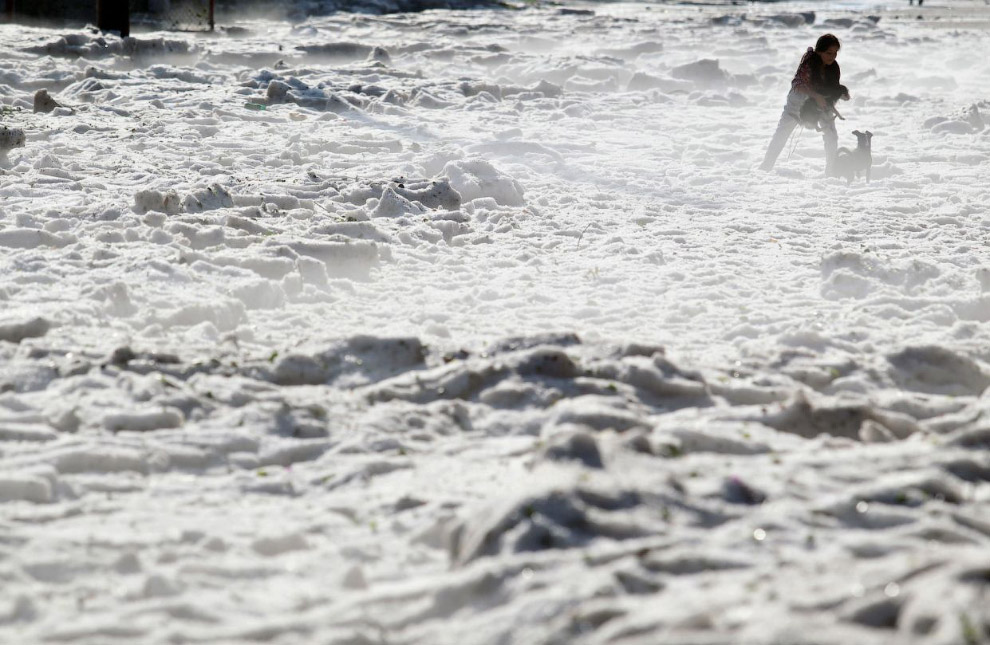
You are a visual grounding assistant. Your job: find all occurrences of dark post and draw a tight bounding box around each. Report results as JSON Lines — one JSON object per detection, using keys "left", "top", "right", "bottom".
{"left": 209, "top": 0, "right": 215, "bottom": 31}
{"left": 97, "top": 0, "right": 129, "bottom": 37}
{"left": 4, "top": 0, "right": 13, "bottom": 22}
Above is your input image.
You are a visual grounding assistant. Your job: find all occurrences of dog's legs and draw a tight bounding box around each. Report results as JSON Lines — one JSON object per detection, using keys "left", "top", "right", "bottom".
{"left": 866, "top": 164, "right": 871, "bottom": 183}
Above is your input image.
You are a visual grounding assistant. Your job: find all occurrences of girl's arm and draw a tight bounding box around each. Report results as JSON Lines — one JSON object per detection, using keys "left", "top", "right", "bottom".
{"left": 791, "top": 49, "right": 827, "bottom": 108}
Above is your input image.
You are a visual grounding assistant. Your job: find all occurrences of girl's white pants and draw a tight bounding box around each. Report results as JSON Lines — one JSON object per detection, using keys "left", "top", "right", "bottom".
{"left": 760, "top": 89, "right": 838, "bottom": 173}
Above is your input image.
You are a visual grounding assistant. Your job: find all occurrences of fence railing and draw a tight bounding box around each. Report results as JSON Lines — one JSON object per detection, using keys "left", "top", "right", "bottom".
{"left": 137, "top": 0, "right": 215, "bottom": 32}
{"left": 1, "top": 0, "right": 215, "bottom": 32}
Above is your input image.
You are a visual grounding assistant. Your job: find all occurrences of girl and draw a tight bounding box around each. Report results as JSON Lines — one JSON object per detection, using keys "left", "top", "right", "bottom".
{"left": 760, "top": 34, "right": 850, "bottom": 174}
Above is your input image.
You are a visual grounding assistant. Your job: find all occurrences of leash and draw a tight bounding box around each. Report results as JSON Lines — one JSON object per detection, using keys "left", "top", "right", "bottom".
{"left": 785, "top": 125, "right": 804, "bottom": 160}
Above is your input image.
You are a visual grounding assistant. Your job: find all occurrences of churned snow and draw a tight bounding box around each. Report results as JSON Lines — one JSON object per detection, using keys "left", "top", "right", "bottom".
{"left": 1, "top": 1, "right": 990, "bottom": 643}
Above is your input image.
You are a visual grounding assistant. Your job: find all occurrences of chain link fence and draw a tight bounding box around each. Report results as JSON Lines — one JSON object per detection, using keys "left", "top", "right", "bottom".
{"left": 1, "top": 0, "right": 214, "bottom": 31}
{"left": 133, "top": 0, "right": 214, "bottom": 32}
{"left": 3, "top": 0, "right": 94, "bottom": 23}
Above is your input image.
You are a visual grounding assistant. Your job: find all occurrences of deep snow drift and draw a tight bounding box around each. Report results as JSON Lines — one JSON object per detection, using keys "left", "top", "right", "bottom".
{"left": 1, "top": 1, "right": 990, "bottom": 643}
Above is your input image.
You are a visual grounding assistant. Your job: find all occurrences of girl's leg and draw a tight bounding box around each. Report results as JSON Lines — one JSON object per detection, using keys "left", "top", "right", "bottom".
{"left": 760, "top": 111, "right": 798, "bottom": 171}
{"left": 760, "top": 90, "right": 805, "bottom": 171}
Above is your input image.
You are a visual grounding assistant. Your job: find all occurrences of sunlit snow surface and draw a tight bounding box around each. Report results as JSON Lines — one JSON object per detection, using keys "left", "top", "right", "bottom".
{"left": 2, "top": 1, "right": 990, "bottom": 642}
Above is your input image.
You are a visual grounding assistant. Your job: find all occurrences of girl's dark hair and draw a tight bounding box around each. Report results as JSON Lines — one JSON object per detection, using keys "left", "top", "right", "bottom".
{"left": 815, "top": 34, "right": 841, "bottom": 52}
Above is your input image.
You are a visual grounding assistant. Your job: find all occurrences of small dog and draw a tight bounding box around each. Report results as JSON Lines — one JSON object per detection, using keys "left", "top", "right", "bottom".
{"left": 833, "top": 130, "right": 873, "bottom": 183}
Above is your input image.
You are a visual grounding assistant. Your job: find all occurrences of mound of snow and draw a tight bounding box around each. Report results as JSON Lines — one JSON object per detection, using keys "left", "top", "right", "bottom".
{"left": 134, "top": 189, "right": 181, "bottom": 215}
{"left": 372, "top": 186, "right": 426, "bottom": 218}
{"left": 442, "top": 159, "right": 524, "bottom": 206}
{"left": 671, "top": 59, "right": 727, "bottom": 86}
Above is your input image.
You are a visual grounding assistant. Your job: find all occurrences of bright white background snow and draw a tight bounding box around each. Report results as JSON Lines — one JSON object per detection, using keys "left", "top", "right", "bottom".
{"left": 1, "top": 1, "right": 989, "bottom": 643}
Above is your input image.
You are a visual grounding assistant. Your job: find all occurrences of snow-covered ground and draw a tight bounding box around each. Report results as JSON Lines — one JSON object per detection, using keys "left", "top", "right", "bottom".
{"left": 2, "top": 1, "right": 990, "bottom": 642}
